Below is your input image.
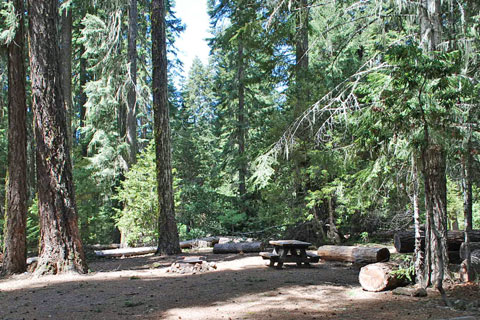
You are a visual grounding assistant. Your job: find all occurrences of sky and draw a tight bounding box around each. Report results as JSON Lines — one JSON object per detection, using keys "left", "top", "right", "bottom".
{"left": 174, "top": 0, "right": 212, "bottom": 76}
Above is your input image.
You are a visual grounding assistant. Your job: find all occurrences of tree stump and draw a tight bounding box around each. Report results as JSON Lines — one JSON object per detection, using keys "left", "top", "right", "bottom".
{"left": 359, "top": 262, "right": 408, "bottom": 292}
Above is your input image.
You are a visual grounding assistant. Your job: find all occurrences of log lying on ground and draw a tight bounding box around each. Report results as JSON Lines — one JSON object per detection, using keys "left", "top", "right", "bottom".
{"left": 86, "top": 244, "right": 121, "bottom": 250}
{"left": 359, "top": 262, "right": 408, "bottom": 292}
{"left": 460, "top": 242, "right": 480, "bottom": 260}
{"left": 213, "top": 242, "right": 263, "bottom": 254}
{"left": 317, "top": 245, "right": 390, "bottom": 264}
{"left": 180, "top": 237, "right": 219, "bottom": 249}
{"left": 94, "top": 246, "right": 157, "bottom": 258}
{"left": 394, "top": 230, "right": 480, "bottom": 253}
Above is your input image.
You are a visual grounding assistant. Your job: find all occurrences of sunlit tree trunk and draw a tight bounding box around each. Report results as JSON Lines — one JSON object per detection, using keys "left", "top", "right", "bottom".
{"left": 28, "top": 0, "right": 87, "bottom": 275}
{"left": 2, "top": 0, "right": 27, "bottom": 276}
{"left": 152, "top": 0, "right": 180, "bottom": 255}
{"left": 411, "top": 155, "right": 424, "bottom": 286}
{"left": 295, "top": 0, "right": 309, "bottom": 116}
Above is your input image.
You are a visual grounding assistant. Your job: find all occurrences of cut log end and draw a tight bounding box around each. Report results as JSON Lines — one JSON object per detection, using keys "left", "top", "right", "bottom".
{"left": 359, "top": 262, "right": 407, "bottom": 292}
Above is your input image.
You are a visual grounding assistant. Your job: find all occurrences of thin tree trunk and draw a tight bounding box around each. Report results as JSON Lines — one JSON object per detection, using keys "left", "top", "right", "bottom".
{"left": 237, "top": 39, "right": 247, "bottom": 204}
{"left": 79, "top": 46, "right": 88, "bottom": 156}
{"left": 2, "top": 0, "right": 27, "bottom": 276}
{"left": 327, "top": 197, "right": 341, "bottom": 244}
{"left": 461, "top": 138, "right": 474, "bottom": 281}
{"left": 412, "top": 155, "right": 425, "bottom": 286}
{"left": 152, "top": 0, "right": 180, "bottom": 255}
{"left": 126, "top": 0, "right": 138, "bottom": 166}
{"left": 60, "top": 4, "right": 73, "bottom": 150}
{"left": 28, "top": 0, "right": 87, "bottom": 275}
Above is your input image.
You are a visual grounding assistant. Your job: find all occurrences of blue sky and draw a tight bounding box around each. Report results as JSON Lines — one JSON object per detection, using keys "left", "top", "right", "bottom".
{"left": 174, "top": 0, "right": 211, "bottom": 76}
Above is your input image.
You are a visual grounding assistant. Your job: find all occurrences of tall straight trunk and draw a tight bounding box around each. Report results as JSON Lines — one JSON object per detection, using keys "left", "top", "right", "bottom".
{"left": 79, "top": 47, "right": 88, "bottom": 156}
{"left": 152, "top": 0, "right": 180, "bottom": 255}
{"left": 419, "top": 0, "right": 448, "bottom": 293}
{"left": 2, "top": 0, "right": 27, "bottom": 276}
{"left": 421, "top": 144, "right": 449, "bottom": 291}
{"left": 461, "top": 139, "right": 474, "bottom": 281}
{"left": 28, "top": 0, "right": 87, "bottom": 275}
{"left": 237, "top": 40, "right": 247, "bottom": 203}
{"left": 295, "top": 0, "right": 309, "bottom": 116}
{"left": 60, "top": 4, "right": 73, "bottom": 150}
{"left": 412, "top": 155, "right": 424, "bottom": 286}
{"left": 126, "top": 0, "right": 138, "bottom": 166}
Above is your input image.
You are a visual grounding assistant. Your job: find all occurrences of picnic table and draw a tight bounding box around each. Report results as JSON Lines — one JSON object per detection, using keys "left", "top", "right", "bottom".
{"left": 260, "top": 240, "right": 319, "bottom": 269}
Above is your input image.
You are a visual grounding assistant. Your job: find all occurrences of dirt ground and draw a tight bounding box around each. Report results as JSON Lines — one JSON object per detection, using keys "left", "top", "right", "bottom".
{"left": 0, "top": 251, "right": 479, "bottom": 320}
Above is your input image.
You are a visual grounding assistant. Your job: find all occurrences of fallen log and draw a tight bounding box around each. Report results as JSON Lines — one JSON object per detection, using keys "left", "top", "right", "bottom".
{"left": 317, "top": 245, "right": 390, "bottom": 264}
{"left": 459, "top": 242, "right": 480, "bottom": 260}
{"left": 393, "top": 230, "right": 480, "bottom": 253}
{"left": 359, "top": 262, "right": 408, "bottom": 292}
{"left": 180, "top": 237, "right": 219, "bottom": 249}
{"left": 86, "top": 244, "right": 121, "bottom": 250}
{"left": 213, "top": 242, "right": 263, "bottom": 254}
{"left": 94, "top": 246, "right": 157, "bottom": 258}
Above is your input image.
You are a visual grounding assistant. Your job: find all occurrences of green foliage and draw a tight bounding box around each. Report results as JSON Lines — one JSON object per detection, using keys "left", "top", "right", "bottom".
{"left": 114, "top": 142, "right": 158, "bottom": 246}
{"left": 27, "top": 197, "right": 39, "bottom": 253}
{"left": 390, "top": 256, "right": 415, "bottom": 283}
{"left": 0, "top": 2, "right": 18, "bottom": 45}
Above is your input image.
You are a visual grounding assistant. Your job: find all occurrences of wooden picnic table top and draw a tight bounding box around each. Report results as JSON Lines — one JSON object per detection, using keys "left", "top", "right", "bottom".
{"left": 269, "top": 240, "right": 311, "bottom": 248}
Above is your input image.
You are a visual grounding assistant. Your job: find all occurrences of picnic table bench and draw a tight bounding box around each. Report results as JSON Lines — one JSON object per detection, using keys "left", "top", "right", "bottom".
{"left": 260, "top": 240, "right": 319, "bottom": 269}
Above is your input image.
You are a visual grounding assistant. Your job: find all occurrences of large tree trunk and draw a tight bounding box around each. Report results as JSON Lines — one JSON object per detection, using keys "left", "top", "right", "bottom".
{"left": 152, "top": 0, "right": 181, "bottom": 255}
{"left": 421, "top": 144, "right": 449, "bottom": 289}
{"left": 59, "top": 4, "right": 73, "bottom": 150}
{"left": 317, "top": 245, "right": 390, "bottom": 264}
{"left": 359, "top": 262, "right": 407, "bottom": 292}
{"left": 2, "top": 0, "right": 28, "bottom": 276}
{"left": 126, "top": 0, "right": 138, "bottom": 166}
{"left": 28, "top": 0, "right": 87, "bottom": 275}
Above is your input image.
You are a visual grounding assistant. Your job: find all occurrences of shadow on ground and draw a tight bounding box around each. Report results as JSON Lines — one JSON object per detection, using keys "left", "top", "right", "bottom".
{"left": 0, "top": 253, "right": 478, "bottom": 320}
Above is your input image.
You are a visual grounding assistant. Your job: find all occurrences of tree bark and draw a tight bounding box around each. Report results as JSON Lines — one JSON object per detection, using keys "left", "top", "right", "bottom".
{"left": 411, "top": 155, "right": 425, "bottom": 285}
{"left": 126, "top": 0, "right": 138, "bottom": 166}
{"left": 59, "top": 3, "right": 73, "bottom": 150}
{"left": 2, "top": 0, "right": 28, "bottom": 276}
{"left": 152, "top": 0, "right": 181, "bottom": 255}
{"left": 317, "top": 245, "right": 390, "bottom": 264}
{"left": 327, "top": 197, "right": 341, "bottom": 244}
{"left": 359, "top": 262, "right": 408, "bottom": 292}
{"left": 237, "top": 39, "right": 247, "bottom": 205}
{"left": 28, "top": 0, "right": 87, "bottom": 275}
{"left": 462, "top": 141, "right": 474, "bottom": 281}
{"left": 421, "top": 144, "right": 449, "bottom": 288}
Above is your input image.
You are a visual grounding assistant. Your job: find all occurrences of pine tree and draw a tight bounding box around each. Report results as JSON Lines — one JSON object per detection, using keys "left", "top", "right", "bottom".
{"left": 152, "top": 0, "right": 180, "bottom": 255}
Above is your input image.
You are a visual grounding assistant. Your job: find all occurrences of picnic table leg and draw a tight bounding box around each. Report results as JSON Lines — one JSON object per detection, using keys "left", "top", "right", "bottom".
{"left": 276, "top": 247, "right": 287, "bottom": 269}
{"left": 300, "top": 249, "right": 310, "bottom": 266}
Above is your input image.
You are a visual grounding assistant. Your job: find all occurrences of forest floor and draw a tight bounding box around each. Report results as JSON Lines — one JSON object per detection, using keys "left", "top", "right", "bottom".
{"left": 0, "top": 251, "right": 479, "bottom": 320}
